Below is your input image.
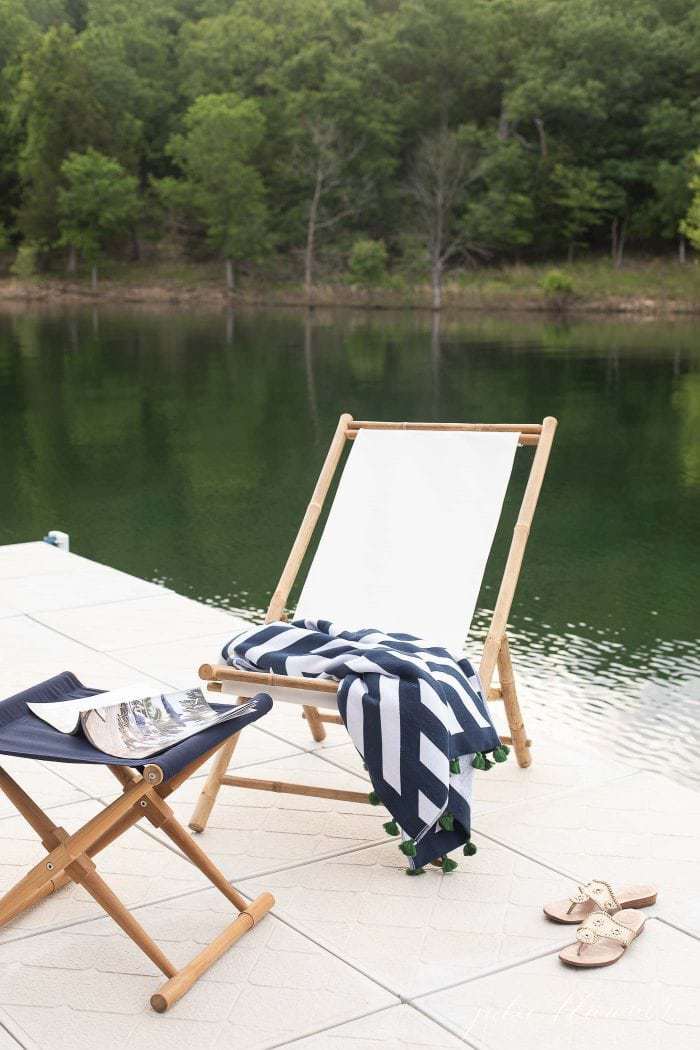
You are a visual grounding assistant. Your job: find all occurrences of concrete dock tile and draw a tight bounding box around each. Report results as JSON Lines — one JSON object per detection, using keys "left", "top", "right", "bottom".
{"left": 0, "top": 756, "right": 88, "bottom": 819}
{"left": 34, "top": 594, "right": 245, "bottom": 652}
{"left": 109, "top": 631, "right": 243, "bottom": 691}
{"left": 476, "top": 771, "right": 700, "bottom": 918}
{"left": 0, "top": 618, "right": 170, "bottom": 700}
{"left": 280, "top": 1004, "right": 465, "bottom": 1049}
{"left": 0, "top": 569, "right": 166, "bottom": 614}
{"left": 0, "top": 543, "right": 99, "bottom": 580}
{"left": 239, "top": 837, "right": 573, "bottom": 997}
{"left": 0, "top": 887, "right": 395, "bottom": 1049}
{"left": 415, "top": 920, "right": 700, "bottom": 1050}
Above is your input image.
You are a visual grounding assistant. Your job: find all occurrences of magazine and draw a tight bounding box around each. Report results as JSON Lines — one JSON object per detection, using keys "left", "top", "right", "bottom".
{"left": 27, "top": 684, "right": 258, "bottom": 760}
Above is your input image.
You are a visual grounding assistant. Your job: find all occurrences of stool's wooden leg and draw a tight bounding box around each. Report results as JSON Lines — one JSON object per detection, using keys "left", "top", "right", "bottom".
{"left": 189, "top": 732, "right": 240, "bottom": 833}
{"left": 150, "top": 892, "right": 274, "bottom": 1012}
{"left": 302, "top": 704, "right": 326, "bottom": 743}
{"left": 497, "top": 635, "right": 531, "bottom": 768}
{"left": 67, "top": 854, "right": 177, "bottom": 978}
{"left": 142, "top": 796, "right": 249, "bottom": 911}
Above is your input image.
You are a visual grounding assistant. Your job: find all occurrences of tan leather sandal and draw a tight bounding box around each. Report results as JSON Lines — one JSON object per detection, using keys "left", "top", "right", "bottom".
{"left": 544, "top": 878, "right": 657, "bottom": 924}
{"left": 559, "top": 908, "right": 646, "bottom": 968}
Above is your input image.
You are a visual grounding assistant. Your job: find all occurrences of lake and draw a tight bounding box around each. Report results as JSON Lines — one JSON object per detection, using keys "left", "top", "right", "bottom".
{"left": 0, "top": 304, "right": 698, "bottom": 783}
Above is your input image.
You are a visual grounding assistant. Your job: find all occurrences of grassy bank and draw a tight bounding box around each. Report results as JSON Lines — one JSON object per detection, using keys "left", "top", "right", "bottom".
{"left": 2, "top": 257, "right": 700, "bottom": 315}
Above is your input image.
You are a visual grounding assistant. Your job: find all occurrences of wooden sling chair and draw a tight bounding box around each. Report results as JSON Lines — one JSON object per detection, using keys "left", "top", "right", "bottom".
{"left": 190, "top": 414, "right": 557, "bottom": 834}
{"left": 0, "top": 672, "right": 275, "bottom": 1012}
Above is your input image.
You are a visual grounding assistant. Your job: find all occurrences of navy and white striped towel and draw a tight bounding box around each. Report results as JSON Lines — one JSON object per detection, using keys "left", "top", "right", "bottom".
{"left": 223, "top": 619, "right": 504, "bottom": 870}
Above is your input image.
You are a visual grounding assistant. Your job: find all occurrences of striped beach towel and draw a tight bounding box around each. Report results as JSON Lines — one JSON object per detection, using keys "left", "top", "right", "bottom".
{"left": 223, "top": 619, "right": 507, "bottom": 871}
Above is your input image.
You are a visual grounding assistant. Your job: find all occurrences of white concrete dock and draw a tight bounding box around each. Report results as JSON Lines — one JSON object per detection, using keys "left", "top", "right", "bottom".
{"left": 0, "top": 541, "right": 698, "bottom": 1050}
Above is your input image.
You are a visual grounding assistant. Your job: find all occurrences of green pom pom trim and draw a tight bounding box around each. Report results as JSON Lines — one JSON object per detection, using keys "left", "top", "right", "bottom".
{"left": 383, "top": 819, "right": 399, "bottom": 837}
{"left": 367, "top": 790, "right": 381, "bottom": 805}
{"left": 438, "top": 812, "right": 454, "bottom": 832}
{"left": 405, "top": 866, "right": 425, "bottom": 876}
{"left": 442, "top": 856, "right": 459, "bottom": 873}
{"left": 463, "top": 839, "right": 477, "bottom": 856}
{"left": 449, "top": 758, "right": 461, "bottom": 774}
{"left": 493, "top": 746, "right": 508, "bottom": 763}
{"left": 471, "top": 752, "right": 485, "bottom": 770}
{"left": 399, "top": 839, "right": 417, "bottom": 857}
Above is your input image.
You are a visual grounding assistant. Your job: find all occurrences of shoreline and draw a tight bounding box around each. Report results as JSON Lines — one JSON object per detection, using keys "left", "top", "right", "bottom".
{"left": 1, "top": 274, "right": 699, "bottom": 318}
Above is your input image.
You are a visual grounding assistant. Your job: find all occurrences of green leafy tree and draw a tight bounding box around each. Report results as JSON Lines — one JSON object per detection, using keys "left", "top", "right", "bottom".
{"left": 547, "top": 164, "right": 616, "bottom": 260}
{"left": 11, "top": 25, "right": 111, "bottom": 248}
{"left": 680, "top": 150, "right": 700, "bottom": 252}
{"left": 164, "top": 93, "right": 268, "bottom": 290}
{"left": 348, "top": 238, "right": 388, "bottom": 285}
{"left": 58, "top": 148, "right": 140, "bottom": 287}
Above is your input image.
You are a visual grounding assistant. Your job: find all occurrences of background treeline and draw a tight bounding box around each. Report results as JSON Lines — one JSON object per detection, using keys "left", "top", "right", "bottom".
{"left": 3, "top": 0, "right": 700, "bottom": 302}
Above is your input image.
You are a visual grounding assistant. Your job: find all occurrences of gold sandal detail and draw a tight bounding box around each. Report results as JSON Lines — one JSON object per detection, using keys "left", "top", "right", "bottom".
{"left": 544, "top": 878, "right": 657, "bottom": 924}
{"left": 559, "top": 908, "right": 646, "bottom": 968}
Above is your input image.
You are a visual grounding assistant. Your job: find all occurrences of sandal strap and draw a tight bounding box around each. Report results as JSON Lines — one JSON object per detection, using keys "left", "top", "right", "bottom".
{"left": 576, "top": 911, "right": 636, "bottom": 950}
{"left": 568, "top": 878, "right": 620, "bottom": 913}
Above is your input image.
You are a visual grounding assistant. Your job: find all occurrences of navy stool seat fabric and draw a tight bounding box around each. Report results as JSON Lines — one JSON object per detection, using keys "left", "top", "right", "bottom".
{"left": 0, "top": 672, "right": 272, "bottom": 782}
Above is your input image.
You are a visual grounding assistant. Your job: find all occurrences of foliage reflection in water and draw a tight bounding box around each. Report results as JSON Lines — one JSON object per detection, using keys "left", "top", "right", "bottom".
{"left": 0, "top": 305, "right": 698, "bottom": 784}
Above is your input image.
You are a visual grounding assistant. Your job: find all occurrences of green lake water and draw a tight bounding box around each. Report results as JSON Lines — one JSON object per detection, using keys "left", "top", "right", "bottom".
{"left": 1, "top": 305, "right": 698, "bottom": 781}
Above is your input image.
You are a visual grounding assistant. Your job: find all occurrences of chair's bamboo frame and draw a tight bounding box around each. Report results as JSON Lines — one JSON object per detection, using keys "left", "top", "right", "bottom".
{"left": 0, "top": 743, "right": 274, "bottom": 1012}
{"left": 190, "top": 414, "right": 557, "bottom": 834}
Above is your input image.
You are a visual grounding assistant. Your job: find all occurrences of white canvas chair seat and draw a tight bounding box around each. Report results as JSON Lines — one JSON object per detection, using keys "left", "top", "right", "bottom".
{"left": 192, "top": 415, "right": 557, "bottom": 832}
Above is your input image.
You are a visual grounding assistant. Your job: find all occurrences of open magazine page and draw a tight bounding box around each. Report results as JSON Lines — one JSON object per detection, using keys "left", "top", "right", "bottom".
{"left": 80, "top": 688, "right": 259, "bottom": 760}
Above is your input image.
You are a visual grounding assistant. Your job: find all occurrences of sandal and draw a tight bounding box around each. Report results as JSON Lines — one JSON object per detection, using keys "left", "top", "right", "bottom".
{"left": 543, "top": 878, "right": 657, "bottom": 924}
{"left": 559, "top": 908, "right": 646, "bottom": 968}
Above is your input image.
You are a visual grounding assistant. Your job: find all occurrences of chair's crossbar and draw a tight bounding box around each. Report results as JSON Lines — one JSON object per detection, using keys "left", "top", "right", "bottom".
{"left": 206, "top": 666, "right": 505, "bottom": 703}
{"left": 348, "top": 421, "right": 542, "bottom": 432}
{"left": 347, "top": 421, "right": 542, "bottom": 445}
{"left": 0, "top": 756, "right": 274, "bottom": 1013}
{"left": 200, "top": 664, "right": 338, "bottom": 694}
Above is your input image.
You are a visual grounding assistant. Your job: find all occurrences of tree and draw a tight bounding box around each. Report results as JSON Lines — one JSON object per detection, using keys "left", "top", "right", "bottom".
{"left": 164, "top": 93, "right": 268, "bottom": 290}
{"left": 297, "top": 119, "right": 362, "bottom": 298}
{"left": 680, "top": 150, "right": 700, "bottom": 252}
{"left": 11, "top": 25, "right": 111, "bottom": 247}
{"left": 461, "top": 138, "right": 535, "bottom": 255}
{"left": 407, "top": 128, "right": 480, "bottom": 310}
{"left": 348, "top": 238, "right": 387, "bottom": 285}
{"left": 547, "top": 164, "right": 616, "bottom": 260}
{"left": 58, "top": 149, "right": 139, "bottom": 287}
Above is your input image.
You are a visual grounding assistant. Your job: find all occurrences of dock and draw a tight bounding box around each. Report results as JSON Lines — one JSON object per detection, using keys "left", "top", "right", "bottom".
{"left": 0, "top": 540, "right": 698, "bottom": 1049}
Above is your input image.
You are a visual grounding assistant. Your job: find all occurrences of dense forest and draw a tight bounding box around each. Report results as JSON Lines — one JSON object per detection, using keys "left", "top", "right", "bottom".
{"left": 3, "top": 0, "right": 700, "bottom": 302}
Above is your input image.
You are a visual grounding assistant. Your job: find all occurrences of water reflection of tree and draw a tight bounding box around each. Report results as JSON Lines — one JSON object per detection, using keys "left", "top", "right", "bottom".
{"left": 1, "top": 307, "right": 698, "bottom": 653}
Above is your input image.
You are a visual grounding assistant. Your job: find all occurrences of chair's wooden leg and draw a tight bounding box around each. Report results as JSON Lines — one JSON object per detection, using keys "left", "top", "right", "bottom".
{"left": 150, "top": 892, "right": 274, "bottom": 1013}
{"left": 497, "top": 635, "right": 531, "bottom": 768}
{"left": 189, "top": 732, "right": 241, "bottom": 833}
{"left": 302, "top": 704, "right": 326, "bottom": 742}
